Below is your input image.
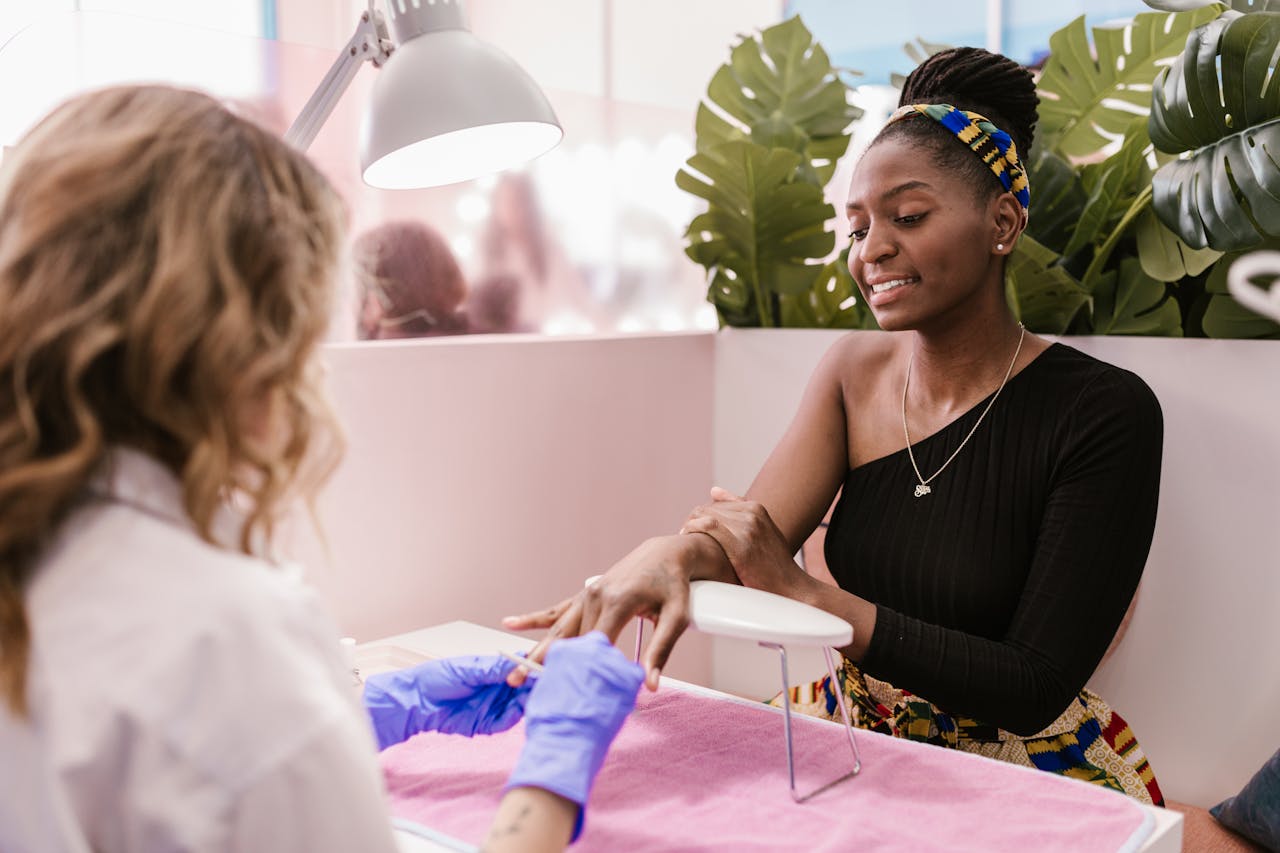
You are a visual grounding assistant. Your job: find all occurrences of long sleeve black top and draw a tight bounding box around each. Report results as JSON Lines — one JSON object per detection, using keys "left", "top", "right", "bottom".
{"left": 824, "top": 343, "right": 1163, "bottom": 736}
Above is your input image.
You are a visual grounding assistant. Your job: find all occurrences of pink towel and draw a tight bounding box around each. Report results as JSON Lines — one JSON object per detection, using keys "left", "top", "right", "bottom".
{"left": 381, "top": 688, "right": 1153, "bottom": 852}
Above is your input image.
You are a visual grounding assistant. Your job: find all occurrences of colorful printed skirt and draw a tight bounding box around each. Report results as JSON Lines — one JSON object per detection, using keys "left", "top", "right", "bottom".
{"left": 770, "top": 659, "right": 1164, "bottom": 806}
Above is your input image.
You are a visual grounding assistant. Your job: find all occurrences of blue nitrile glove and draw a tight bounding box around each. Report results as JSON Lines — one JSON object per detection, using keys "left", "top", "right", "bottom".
{"left": 362, "top": 655, "right": 532, "bottom": 750}
{"left": 504, "top": 631, "right": 644, "bottom": 842}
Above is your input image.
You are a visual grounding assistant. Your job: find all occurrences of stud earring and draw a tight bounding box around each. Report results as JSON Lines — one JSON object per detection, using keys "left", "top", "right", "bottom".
{"left": 996, "top": 243, "right": 1005, "bottom": 251}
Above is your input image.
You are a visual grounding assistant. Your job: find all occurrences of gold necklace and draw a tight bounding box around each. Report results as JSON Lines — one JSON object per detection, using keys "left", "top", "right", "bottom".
{"left": 901, "top": 325, "right": 1026, "bottom": 498}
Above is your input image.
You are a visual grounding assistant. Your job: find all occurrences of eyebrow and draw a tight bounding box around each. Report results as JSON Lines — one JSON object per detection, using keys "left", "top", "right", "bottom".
{"left": 846, "top": 180, "right": 935, "bottom": 212}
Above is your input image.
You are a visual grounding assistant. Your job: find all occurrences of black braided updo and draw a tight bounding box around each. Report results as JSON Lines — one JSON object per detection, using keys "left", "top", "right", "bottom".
{"left": 875, "top": 47, "right": 1039, "bottom": 206}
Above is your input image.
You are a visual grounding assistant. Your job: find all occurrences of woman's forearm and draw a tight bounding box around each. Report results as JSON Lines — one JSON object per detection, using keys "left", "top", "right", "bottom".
{"left": 798, "top": 576, "right": 878, "bottom": 662}
{"left": 481, "top": 787, "right": 577, "bottom": 853}
{"left": 674, "top": 529, "right": 876, "bottom": 660}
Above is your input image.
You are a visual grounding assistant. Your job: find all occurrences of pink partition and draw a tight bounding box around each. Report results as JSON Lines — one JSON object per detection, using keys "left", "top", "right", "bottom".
{"left": 287, "top": 332, "right": 716, "bottom": 684}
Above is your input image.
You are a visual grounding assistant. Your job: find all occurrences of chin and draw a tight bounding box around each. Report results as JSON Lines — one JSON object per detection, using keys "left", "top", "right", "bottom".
{"left": 866, "top": 309, "right": 917, "bottom": 333}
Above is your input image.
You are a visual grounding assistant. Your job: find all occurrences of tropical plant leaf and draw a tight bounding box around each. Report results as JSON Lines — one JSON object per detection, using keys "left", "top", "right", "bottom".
{"left": 1063, "top": 120, "right": 1150, "bottom": 257}
{"left": 699, "top": 16, "right": 861, "bottom": 186}
{"left": 1149, "top": 12, "right": 1280, "bottom": 152}
{"left": 1151, "top": 115, "right": 1280, "bottom": 251}
{"left": 1147, "top": 13, "right": 1280, "bottom": 250}
{"left": 786, "top": 251, "right": 880, "bottom": 329}
{"left": 1203, "top": 244, "right": 1280, "bottom": 336}
{"left": 1145, "top": 1, "right": 1280, "bottom": 9}
{"left": 1135, "top": 207, "right": 1224, "bottom": 279}
{"left": 678, "top": 140, "right": 835, "bottom": 326}
{"left": 1090, "top": 258, "right": 1184, "bottom": 335}
{"left": 1205, "top": 242, "right": 1280, "bottom": 288}
{"left": 1142, "top": 0, "right": 1212, "bottom": 8}
{"left": 704, "top": 266, "right": 754, "bottom": 327}
{"left": 1036, "top": 6, "right": 1222, "bottom": 159}
{"left": 1005, "top": 236, "right": 1089, "bottom": 334}
{"left": 1202, "top": 292, "right": 1280, "bottom": 335}
{"left": 903, "top": 36, "right": 954, "bottom": 66}
{"left": 890, "top": 37, "right": 954, "bottom": 89}
{"left": 1024, "top": 148, "right": 1088, "bottom": 255}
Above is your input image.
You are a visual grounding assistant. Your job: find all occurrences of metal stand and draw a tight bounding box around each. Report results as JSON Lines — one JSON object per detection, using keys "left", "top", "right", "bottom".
{"left": 631, "top": 613, "right": 863, "bottom": 801}
{"left": 761, "top": 642, "right": 862, "bottom": 802}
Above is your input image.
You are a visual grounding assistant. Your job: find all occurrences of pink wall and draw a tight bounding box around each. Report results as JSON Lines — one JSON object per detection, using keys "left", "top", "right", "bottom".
{"left": 287, "top": 332, "right": 716, "bottom": 684}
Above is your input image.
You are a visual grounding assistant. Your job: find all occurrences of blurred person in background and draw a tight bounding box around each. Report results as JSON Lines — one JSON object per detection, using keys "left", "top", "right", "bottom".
{"left": 354, "top": 220, "right": 470, "bottom": 340}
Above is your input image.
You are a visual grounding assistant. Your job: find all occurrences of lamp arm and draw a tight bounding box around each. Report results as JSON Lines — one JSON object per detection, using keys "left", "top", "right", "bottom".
{"left": 283, "top": 6, "right": 394, "bottom": 152}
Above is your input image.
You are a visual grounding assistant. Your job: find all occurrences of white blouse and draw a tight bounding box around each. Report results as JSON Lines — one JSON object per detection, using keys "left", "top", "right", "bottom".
{"left": 0, "top": 450, "right": 401, "bottom": 853}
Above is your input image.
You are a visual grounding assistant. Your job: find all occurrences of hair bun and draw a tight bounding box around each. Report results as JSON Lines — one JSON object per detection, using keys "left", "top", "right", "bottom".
{"left": 899, "top": 47, "right": 1039, "bottom": 161}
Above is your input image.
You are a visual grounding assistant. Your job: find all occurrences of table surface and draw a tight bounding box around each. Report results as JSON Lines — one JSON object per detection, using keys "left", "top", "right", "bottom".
{"left": 362, "top": 621, "right": 1184, "bottom": 853}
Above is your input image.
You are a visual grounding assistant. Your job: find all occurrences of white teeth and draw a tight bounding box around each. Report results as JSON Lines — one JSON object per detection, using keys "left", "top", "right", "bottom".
{"left": 871, "top": 278, "right": 915, "bottom": 294}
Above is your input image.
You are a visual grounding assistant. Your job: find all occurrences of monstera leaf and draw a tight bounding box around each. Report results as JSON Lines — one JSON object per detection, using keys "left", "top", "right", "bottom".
{"left": 779, "top": 254, "right": 880, "bottom": 329}
{"left": 1135, "top": 208, "right": 1223, "bottom": 280}
{"left": 889, "top": 37, "right": 953, "bottom": 90}
{"left": 1144, "top": 0, "right": 1280, "bottom": 10}
{"left": 695, "top": 16, "right": 861, "bottom": 186}
{"left": 1200, "top": 247, "right": 1280, "bottom": 336}
{"left": 1149, "top": 12, "right": 1280, "bottom": 251}
{"left": 1090, "top": 258, "right": 1184, "bottom": 335}
{"left": 1006, "top": 236, "right": 1089, "bottom": 334}
{"left": 1036, "top": 6, "right": 1221, "bottom": 159}
{"left": 678, "top": 140, "right": 836, "bottom": 327}
{"left": 1069, "top": 122, "right": 1166, "bottom": 295}
{"left": 1063, "top": 120, "right": 1150, "bottom": 258}
{"left": 1024, "top": 149, "right": 1088, "bottom": 255}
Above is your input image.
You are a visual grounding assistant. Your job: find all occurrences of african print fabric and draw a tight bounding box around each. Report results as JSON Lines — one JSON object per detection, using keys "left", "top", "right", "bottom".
{"left": 770, "top": 659, "right": 1164, "bottom": 806}
{"left": 887, "top": 102, "right": 1031, "bottom": 211}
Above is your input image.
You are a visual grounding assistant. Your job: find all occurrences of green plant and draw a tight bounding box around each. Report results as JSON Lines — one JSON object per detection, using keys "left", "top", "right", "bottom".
{"left": 681, "top": 4, "right": 1280, "bottom": 337}
{"left": 675, "top": 16, "right": 873, "bottom": 328}
{"left": 1007, "top": 0, "right": 1280, "bottom": 338}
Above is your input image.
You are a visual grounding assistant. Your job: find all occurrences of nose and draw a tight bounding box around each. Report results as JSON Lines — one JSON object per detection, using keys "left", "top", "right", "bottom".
{"left": 855, "top": 221, "right": 896, "bottom": 266}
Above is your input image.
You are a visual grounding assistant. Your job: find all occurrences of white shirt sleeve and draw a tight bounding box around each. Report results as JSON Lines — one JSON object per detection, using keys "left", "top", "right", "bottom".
{"left": 227, "top": 710, "right": 402, "bottom": 853}
{"left": 17, "top": 485, "right": 411, "bottom": 853}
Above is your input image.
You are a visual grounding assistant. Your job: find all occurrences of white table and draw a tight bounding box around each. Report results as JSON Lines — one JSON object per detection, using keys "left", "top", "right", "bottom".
{"left": 362, "top": 621, "right": 1184, "bottom": 853}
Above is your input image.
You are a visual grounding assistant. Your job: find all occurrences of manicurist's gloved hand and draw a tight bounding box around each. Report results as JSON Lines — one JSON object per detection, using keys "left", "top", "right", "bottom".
{"left": 504, "top": 631, "right": 644, "bottom": 841}
{"left": 363, "top": 655, "right": 530, "bottom": 750}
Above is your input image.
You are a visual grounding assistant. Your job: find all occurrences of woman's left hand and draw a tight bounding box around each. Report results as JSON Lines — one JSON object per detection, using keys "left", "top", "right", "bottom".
{"left": 680, "top": 487, "right": 815, "bottom": 600}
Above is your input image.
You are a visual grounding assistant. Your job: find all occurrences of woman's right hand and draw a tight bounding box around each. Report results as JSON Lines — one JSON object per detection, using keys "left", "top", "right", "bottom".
{"left": 502, "top": 534, "right": 726, "bottom": 690}
{"left": 503, "top": 632, "right": 644, "bottom": 842}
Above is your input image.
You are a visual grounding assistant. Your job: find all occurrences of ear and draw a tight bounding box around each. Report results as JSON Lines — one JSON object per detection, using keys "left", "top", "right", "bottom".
{"left": 990, "top": 193, "right": 1026, "bottom": 257}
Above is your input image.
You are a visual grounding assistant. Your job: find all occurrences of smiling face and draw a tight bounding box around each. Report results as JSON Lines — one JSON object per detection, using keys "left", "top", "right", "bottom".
{"left": 845, "top": 136, "right": 1020, "bottom": 333}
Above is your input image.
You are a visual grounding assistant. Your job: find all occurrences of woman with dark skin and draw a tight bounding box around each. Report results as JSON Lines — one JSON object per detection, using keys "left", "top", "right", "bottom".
{"left": 505, "top": 47, "right": 1165, "bottom": 802}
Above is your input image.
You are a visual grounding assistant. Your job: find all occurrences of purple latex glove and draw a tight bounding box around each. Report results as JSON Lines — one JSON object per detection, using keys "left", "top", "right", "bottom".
{"left": 504, "top": 631, "right": 644, "bottom": 841}
{"left": 362, "top": 655, "right": 531, "bottom": 750}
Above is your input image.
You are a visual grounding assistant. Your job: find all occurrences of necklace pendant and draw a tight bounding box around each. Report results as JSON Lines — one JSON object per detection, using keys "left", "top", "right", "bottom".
{"left": 914, "top": 484, "right": 932, "bottom": 498}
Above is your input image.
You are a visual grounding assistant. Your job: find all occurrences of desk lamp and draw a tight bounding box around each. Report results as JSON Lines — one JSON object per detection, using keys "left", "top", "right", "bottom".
{"left": 284, "top": 0, "right": 562, "bottom": 188}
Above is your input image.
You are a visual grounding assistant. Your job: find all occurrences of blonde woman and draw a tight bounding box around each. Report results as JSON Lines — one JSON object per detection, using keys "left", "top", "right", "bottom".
{"left": 0, "top": 86, "right": 640, "bottom": 853}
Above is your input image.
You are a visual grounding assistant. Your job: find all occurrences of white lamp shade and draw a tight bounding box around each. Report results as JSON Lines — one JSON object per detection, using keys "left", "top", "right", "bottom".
{"left": 360, "top": 29, "right": 562, "bottom": 189}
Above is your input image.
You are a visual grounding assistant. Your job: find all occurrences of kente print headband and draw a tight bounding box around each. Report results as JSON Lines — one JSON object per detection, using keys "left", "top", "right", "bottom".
{"left": 887, "top": 103, "right": 1031, "bottom": 211}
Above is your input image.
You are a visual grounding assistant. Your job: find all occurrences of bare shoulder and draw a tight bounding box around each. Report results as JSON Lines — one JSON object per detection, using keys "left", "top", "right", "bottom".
{"left": 816, "top": 331, "right": 903, "bottom": 398}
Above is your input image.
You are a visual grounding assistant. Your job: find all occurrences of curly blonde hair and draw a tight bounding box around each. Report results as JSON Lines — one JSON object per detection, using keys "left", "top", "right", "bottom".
{"left": 0, "top": 85, "right": 346, "bottom": 715}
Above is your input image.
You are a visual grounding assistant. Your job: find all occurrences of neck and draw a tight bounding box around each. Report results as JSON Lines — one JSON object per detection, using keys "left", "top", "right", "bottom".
{"left": 907, "top": 307, "right": 1025, "bottom": 414}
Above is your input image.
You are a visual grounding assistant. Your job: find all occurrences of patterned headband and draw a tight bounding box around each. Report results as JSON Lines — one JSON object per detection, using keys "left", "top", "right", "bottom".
{"left": 887, "top": 103, "right": 1031, "bottom": 211}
